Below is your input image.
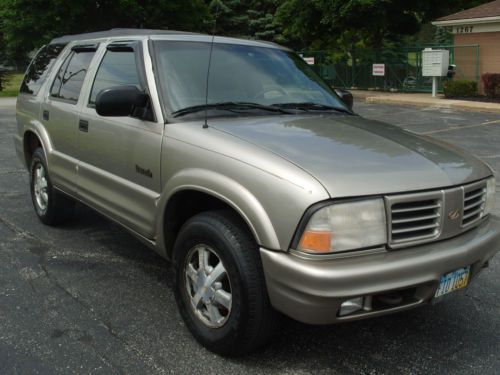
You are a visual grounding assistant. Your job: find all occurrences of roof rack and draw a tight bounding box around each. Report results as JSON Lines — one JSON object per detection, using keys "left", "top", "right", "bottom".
{"left": 50, "top": 28, "right": 202, "bottom": 44}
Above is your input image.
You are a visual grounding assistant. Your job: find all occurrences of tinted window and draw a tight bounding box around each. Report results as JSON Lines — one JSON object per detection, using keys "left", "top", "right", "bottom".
{"left": 50, "top": 50, "right": 95, "bottom": 102}
{"left": 20, "top": 44, "right": 66, "bottom": 95}
{"left": 89, "top": 50, "right": 140, "bottom": 104}
{"left": 153, "top": 41, "right": 346, "bottom": 114}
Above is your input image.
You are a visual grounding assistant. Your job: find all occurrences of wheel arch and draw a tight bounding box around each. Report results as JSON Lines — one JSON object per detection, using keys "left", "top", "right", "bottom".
{"left": 22, "top": 123, "right": 52, "bottom": 169}
{"left": 156, "top": 169, "right": 281, "bottom": 259}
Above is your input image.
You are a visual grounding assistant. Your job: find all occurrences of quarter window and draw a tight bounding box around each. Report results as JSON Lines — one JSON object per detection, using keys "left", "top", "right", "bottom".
{"left": 50, "top": 50, "right": 95, "bottom": 102}
{"left": 89, "top": 49, "right": 141, "bottom": 104}
{"left": 20, "top": 44, "right": 66, "bottom": 95}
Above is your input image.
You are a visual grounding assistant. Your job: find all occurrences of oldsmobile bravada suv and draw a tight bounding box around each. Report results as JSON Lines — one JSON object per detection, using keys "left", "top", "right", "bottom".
{"left": 15, "top": 29, "right": 500, "bottom": 355}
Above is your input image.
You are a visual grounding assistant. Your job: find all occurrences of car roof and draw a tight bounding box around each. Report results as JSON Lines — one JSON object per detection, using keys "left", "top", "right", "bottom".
{"left": 49, "top": 28, "right": 287, "bottom": 50}
{"left": 49, "top": 28, "right": 199, "bottom": 44}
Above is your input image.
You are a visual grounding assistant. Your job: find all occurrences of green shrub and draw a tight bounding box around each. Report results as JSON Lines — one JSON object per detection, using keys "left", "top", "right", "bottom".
{"left": 443, "top": 80, "right": 477, "bottom": 98}
{"left": 481, "top": 73, "right": 500, "bottom": 98}
{"left": 0, "top": 72, "right": 23, "bottom": 97}
{"left": 0, "top": 70, "right": 6, "bottom": 91}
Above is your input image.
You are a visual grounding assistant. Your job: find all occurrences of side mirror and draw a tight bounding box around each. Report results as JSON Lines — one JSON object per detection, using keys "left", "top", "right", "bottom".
{"left": 95, "top": 86, "right": 149, "bottom": 117}
{"left": 334, "top": 88, "right": 354, "bottom": 111}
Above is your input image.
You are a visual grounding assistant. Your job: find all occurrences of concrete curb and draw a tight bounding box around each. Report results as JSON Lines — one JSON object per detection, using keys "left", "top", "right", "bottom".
{"left": 350, "top": 91, "right": 500, "bottom": 113}
{"left": 0, "top": 97, "right": 17, "bottom": 107}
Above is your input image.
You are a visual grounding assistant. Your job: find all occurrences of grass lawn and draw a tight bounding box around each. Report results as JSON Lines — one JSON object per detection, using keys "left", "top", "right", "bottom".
{"left": 0, "top": 72, "right": 23, "bottom": 97}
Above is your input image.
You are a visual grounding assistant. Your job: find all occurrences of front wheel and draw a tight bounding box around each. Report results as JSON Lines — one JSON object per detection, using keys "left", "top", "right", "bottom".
{"left": 173, "top": 210, "right": 279, "bottom": 356}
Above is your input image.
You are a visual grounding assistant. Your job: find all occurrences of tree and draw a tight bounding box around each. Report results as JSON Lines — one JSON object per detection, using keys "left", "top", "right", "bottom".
{"left": 208, "top": 0, "right": 282, "bottom": 41}
{"left": 0, "top": 0, "right": 209, "bottom": 65}
{"left": 276, "top": 0, "right": 493, "bottom": 52}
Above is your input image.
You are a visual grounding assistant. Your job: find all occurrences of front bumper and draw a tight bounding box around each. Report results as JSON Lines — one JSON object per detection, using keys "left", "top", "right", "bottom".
{"left": 260, "top": 216, "right": 500, "bottom": 325}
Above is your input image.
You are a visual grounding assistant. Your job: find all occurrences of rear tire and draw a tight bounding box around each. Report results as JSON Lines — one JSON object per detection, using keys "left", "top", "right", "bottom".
{"left": 173, "top": 210, "right": 279, "bottom": 356}
{"left": 29, "top": 148, "right": 74, "bottom": 225}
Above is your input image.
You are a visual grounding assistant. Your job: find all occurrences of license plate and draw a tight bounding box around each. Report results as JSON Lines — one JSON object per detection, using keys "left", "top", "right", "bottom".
{"left": 435, "top": 266, "right": 471, "bottom": 298}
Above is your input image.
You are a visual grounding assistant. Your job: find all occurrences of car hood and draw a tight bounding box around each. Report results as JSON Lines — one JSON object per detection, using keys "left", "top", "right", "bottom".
{"left": 210, "top": 115, "right": 492, "bottom": 197}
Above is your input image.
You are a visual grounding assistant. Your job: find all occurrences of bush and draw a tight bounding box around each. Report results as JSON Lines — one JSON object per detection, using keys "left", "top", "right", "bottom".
{"left": 443, "top": 80, "right": 477, "bottom": 98}
{"left": 481, "top": 73, "right": 500, "bottom": 98}
{"left": 0, "top": 70, "right": 6, "bottom": 91}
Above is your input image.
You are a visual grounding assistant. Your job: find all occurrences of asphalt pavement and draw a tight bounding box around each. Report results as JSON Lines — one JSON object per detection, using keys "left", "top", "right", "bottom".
{"left": 0, "top": 98, "right": 499, "bottom": 374}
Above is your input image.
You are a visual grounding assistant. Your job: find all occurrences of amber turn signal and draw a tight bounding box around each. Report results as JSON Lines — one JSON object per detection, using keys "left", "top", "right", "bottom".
{"left": 298, "top": 230, "right": 332, "bottom": 253}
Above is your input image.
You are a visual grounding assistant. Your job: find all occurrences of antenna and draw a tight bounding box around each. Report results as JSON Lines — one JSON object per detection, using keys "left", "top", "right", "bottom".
{"left": 203, "top": 4, "right": 220, "bottom": 129}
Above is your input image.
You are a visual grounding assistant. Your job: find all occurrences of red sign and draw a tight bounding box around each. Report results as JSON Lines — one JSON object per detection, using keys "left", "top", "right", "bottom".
{"left": 372, "top": 64, "right": 385, "bottom": 76}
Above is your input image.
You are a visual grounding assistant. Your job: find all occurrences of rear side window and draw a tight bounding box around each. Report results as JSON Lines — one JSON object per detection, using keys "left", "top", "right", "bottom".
{"left": 50, "top": 50, "right": 96, "bottom": 103}
{"left": 89, "top": 49, "right": 141, "bottom": 104}
{"left": 20, "top": 44, "right": 66, "bottom": 95}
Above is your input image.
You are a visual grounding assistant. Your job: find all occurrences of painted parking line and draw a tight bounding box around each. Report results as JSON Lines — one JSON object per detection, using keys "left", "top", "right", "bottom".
{"left": 422, "top": 119, "right": 500, "bottom": 135}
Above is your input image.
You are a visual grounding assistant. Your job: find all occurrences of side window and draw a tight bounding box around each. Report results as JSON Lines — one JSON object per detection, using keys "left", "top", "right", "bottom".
{"left": 89, "top": 50, "right": 141, "bottom": 105}
{"left": 50, "top": 50, "right": 95, "bottom": 103}
{"left": 20, "top": 44, "right": 66, "bottom": 95}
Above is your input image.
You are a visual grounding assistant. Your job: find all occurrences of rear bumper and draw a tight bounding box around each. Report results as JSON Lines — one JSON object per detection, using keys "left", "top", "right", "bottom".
{"left": 260, "top": 216, "right": 500, "bottom": 325}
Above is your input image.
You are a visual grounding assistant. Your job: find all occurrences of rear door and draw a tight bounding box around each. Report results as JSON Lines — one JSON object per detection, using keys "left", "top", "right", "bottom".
{"left": 76, "top": 40, "right": 163, "bottom": 239}
{"left": 41, "top": 45, "right": 98, "bottom": 194}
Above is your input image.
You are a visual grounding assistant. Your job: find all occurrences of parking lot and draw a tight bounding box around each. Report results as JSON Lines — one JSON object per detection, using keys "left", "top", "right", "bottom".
{"left": 0, "top": 98, "right": 499, "bottom": 374}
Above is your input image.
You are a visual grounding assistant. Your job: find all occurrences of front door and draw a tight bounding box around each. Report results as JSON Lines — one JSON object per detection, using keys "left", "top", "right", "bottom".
{"left": 76, "top": 41, "right": 163, "bottom": 239}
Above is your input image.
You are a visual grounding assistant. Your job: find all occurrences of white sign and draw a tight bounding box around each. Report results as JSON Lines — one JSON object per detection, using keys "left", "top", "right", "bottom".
{"left": 303, "top": 57, "right": 315, "bottom": 65}
{"left": 372, "top": 64, "right": 385, "bottom": 76}
{"left": 422, "top": 49, "right": 449, "bottom": 77}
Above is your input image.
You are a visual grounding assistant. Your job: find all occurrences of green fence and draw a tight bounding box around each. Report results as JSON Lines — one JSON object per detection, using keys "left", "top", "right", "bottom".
{"left": 301, "top": 45, "right": 480, "bottom": 93}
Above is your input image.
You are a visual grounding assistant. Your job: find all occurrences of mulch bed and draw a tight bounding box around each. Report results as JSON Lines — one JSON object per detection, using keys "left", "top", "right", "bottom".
{"left": 445, "top": 96, "right": 500, "bottom": 104}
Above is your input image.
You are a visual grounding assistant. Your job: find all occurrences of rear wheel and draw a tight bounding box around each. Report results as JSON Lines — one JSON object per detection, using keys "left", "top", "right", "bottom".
{"left": 29, "top": 148, "right": 74, "bottom": 225}
{"left": 173, "top": 210, "right": 279, "bottom": 356}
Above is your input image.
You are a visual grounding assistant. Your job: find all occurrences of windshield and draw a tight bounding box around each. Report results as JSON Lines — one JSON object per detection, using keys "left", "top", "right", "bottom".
{"left": 152, "top": 41, "right": 347, "bottom": 117}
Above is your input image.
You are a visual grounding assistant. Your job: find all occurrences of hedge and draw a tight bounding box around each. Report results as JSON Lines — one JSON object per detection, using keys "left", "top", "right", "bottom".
{"left": 443, "top": 80, "right": 477, "bottom": 98}
{"left": 481, "top": 73, "right": 500, "bottom": 98}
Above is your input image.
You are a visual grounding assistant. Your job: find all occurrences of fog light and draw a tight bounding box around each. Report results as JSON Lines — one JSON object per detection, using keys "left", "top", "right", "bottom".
{"left": 339, "top": 297, "right": 364, "bottom": 316}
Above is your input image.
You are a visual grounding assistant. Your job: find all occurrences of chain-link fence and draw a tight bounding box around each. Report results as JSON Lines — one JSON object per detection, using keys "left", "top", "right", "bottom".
{"left": 301, "top": 45, "right": 480, "bottom": 93}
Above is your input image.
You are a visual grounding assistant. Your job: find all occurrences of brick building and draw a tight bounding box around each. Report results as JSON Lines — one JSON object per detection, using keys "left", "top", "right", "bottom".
{"left": 433, "top": 0, "right": 500, "bottom": 93}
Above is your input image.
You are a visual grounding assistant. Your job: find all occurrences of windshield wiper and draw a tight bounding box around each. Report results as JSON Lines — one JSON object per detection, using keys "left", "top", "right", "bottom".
{"left": 172, "top": 101, "right": 291, "bottom": 117}
{"left": 272, "top": 102, "right": 352, "bottom": 114}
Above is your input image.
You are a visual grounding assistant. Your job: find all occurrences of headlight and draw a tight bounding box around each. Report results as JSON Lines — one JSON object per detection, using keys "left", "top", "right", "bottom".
{"left": 484, "top": 177, "right": 496, "bottom": 216}
{"left": 297, "top": 198, "right": 387, "bottom": 254}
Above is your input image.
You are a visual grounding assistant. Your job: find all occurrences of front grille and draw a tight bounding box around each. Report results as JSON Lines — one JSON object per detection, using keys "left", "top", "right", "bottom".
{"left": 462, "top": 184, "right": 487, "bottom": 227}
{"left": 390, "top": 198, "right": 442, "bottom": 244}
{"left": 386, "top": 179, "right": 488, "bottom": 249}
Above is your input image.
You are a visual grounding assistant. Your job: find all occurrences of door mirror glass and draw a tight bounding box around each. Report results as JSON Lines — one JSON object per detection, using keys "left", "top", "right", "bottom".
{"left": 334, "top": 88, "right": 354, "bottom": 111}
{"left": 95, "top": 86, "right": 149, "bottom": 117}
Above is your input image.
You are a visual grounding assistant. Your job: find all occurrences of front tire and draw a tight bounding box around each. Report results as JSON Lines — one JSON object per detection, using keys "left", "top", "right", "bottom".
{"left": 173, "top": 210, "right": 279, "bottom": 356}
{"left": 29, "top": 148, "right": 74, "bottom": 225}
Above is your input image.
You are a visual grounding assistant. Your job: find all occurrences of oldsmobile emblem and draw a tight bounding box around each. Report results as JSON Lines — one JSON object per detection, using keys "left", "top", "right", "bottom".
{"left": 448, "top": 209, "right": 460, "bottom": 221}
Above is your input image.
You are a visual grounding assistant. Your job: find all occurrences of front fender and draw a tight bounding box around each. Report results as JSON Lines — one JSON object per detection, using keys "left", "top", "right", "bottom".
{"left": 156, "top": 168, "right": 281, "bottom": 255}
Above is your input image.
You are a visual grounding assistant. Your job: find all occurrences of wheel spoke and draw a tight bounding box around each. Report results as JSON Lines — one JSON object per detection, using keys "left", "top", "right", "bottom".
{"left": 206, "top": 262, "right": 225, "bottom": 286}
{"left": 207, "top": 303, "right": 223, "bottom": 324}
{"left": 186, "top": 264, "right": 197, "bottom": 283}
{"left": 198, "top": 247, "right": 209, "bottom": 272}
{"left": 39, "top": 179, "right": 48, "bottom": 189}
{"left": 41, "top": 192, "right": 49, "bottom": 205}
{"left": 192, "top": 289, "right": 204, "bottom": 308}
{"left": 214, "top": 289, "right": 231, "bottom": 310}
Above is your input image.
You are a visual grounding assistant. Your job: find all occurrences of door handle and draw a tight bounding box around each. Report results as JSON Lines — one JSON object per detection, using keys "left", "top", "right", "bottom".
{"left": 43, "top": 110, "right": 49, "bottom": 121}
{"left": 79, "top": 119, "right": 89, "bottom": 132}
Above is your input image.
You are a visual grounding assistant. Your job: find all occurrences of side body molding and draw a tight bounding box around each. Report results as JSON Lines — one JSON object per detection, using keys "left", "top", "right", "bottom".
{"left": 156, "top": 168, "right": 281, "bottom": 257}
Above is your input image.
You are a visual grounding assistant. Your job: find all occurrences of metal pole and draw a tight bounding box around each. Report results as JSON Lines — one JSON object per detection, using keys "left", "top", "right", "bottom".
{"left": 432, "top": 76, "right": 437, "bottom": 97}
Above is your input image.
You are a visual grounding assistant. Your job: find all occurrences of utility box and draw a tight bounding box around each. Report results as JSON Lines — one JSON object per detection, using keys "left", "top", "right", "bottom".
{"left": 422, "top": 48, "right": 450, "bottom": 77}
